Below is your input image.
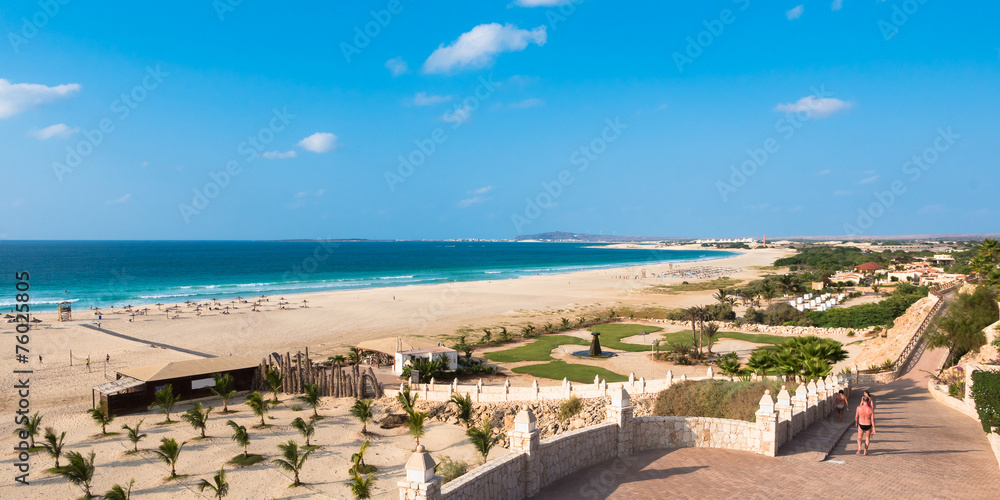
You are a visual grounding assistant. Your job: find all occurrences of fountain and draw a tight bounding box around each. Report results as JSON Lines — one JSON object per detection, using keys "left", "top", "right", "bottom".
{"left": 571, "top": 331, "right": 615, "bottom": 358}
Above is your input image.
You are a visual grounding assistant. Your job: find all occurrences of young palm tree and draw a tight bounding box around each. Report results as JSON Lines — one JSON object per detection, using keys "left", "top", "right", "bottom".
{"left": 226, "top": 420, "right": 250, "bottom": 457}
{"left": 181, "top": 402, "right": 214, "bottom": 438}
{"left": 290, "top": 417, "right": 316, "bottom": 447}
{"left": 332, "top": 354, "right": 347, "bottom": 364}
{"left": 466, "top": 418, "right": 499, "bottom": 464}
{"left": 299, "top": 382, "right": 322, "bottom": 419}
{"left": 150, "top": 384, "right": 178, "bottom": 422}
{"left": 407, "top": 411, "right": 427, "bottom": 448}
{"left": 348, "top": 347, "right": 361, "bottom": 364}
{"left": 245, "top": 391, "right": 270, "bottom": 427}
{"left": 396, "top": 387, "right": 418, "bottom": 416}
{"left": 449, "top": 393, "right": 473, "bottom": 428}
{"left": 197, "top": 468, "right": 229, "bottom": 499}
{"left": 41, "top": 426, "right": 66, "bottom": 467}
{"left": 14, "top": 411, "right": 42, "bottom": 447}
{"left": 350, "top": 440, "right": 372, "bottom": 473}
{"left": 103, "top": 479, "right": 135, "bottom": 500}
{"left": 350, "top": 399, "right": 374, "bottom": 434}
{"left": 152, "top": 437, "right": 185, "bottom": 478}
{"left": 55, "top": 450, "right": 95, "bottom": 499}
{"left": 87, "top": 400, "right": 114, "bottom": 435}
{"left": 702, "top": 322, "right": 720, "bottom": 355}
{"left": 211, "top": 373, "right": 237, "bottom": 413}
{"left": 272, "top": 440, "right": 312, "bottom": 487}
{"left": 346, "top": 469, "right": 376, "bottom": 500}
{"left": 264, "top": 369, "right": 284, "bottom": 403}
{"left": 122, "top": 419, "right": 147, "bottom": 452}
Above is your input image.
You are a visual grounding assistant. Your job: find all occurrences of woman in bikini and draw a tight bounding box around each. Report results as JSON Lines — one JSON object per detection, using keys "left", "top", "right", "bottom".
{"left": 835, "top": 389, "right": 848, "bottom": 422}
{"left": 855, "top": 394, "right": 876, "bottom": 455}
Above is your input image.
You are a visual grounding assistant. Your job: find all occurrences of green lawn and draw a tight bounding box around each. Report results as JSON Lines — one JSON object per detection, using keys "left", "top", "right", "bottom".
{"left": 588, "top": 323, "right": 664, "bottom": 352}
{"left": 660, "top": 330, "right": 790, "bottom": 346}
{"left": 484, "top": 335, "right": 588, "bottom": 363}
{"left": 511, "top": 360, "right": 629, "bottom": 384}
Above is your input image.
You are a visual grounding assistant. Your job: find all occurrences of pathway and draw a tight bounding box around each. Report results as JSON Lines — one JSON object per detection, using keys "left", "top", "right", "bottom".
{"left": 538, "top": 347, "right": 999, "bottom": 499}
{"left": 79, "top": 323, "right": 214, "bottom": 358}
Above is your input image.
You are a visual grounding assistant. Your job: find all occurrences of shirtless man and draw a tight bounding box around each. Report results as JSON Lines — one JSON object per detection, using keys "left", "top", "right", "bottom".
{"left": 855, "top": 395, "right": 876, "bottom": 455}
{"left": 835, "top": 390, "right": 849, "bottom": 422}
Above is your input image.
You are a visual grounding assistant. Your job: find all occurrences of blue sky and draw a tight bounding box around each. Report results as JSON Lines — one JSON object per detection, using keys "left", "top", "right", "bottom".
{"left": 0, "top": 0, "right": 997, "bottom": 240}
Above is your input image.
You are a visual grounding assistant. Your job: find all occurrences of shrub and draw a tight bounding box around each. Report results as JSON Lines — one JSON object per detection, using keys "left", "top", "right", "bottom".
{"left": 558, "top": 396, "right": 583, "bottom": 421}
{"left": 653, "top": 379, "right": 784, "bottom": 422}
{"left": 435, "top": 456, "right": 469, "bottom": 484}
{"left": 971, "top": 370, "right": 1000, "bottom": 434}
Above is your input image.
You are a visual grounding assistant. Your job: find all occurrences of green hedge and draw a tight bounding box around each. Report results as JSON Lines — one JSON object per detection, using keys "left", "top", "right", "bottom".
{"left": 971, "top": 370, "right": 1000, "bottom": 434}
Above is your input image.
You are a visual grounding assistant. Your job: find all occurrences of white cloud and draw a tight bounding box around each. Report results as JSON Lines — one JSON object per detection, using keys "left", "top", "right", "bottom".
{"left": 30, "top": 123, "right": 79, "bottom": 140}
{"left": 298, "top": 132, "right": 338, "bottom": 153}
{"left": 442, "top": 104, "right": 474, "bottom": 124}
{"left": 831, "top": 0, "right": 844, "bottom": 10}
{"left": 423, "top": 23, "right": 547, "bottom": 74}
{"left": 514, "top": 0, "right": 571, "bottom": 6}
{"left": 786, "top": 5, "right": 804, "bottom": 20}
{"left": 458, "top": 185, "right": 494, "bottom": 208}
{"left": 817, "top": 169, "right": 833, "bottom": 175}
{"left": 105, "top": 193, "right": 131, "bottom": 205}
{"left": 774, "top": 95, "right": 851, "bottom": 118}
{"left": 0, "top": 79, "right": 81, "bottom": 119}
{"left": 385, "top": 57, "right": 409, "bottom": 77}
{"left": 412, "top": 92, "right": 452, "bottom": 106}
{"left": 509, "top": 98, "right": 544, "bottom": 109}
{"left": 656, "top": 103, "right": 669, "bottom": 112}
{"left": 263, "top": 150, "right": 297, "bottom": 160}
{"left": 471, "top": 185, "right": 494, "bottom": 195}
{"left": 315, "top": 189, "right": 325, "bottom": 196}
{"left": 859, "top": 175, "right": 879, "bottom": 184}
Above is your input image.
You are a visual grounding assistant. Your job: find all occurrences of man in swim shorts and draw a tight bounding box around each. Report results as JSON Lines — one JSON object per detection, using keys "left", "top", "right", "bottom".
{"left": 835, "top": 389, "right": 848, "bottom": 422}
{"left": 855, "top": 394, "right": 876, "bottom": 455}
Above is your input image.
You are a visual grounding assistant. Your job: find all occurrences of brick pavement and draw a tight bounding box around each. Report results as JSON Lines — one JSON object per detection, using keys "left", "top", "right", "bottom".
{"left": 537, "top": 347, "right": 999, "bottom": 499}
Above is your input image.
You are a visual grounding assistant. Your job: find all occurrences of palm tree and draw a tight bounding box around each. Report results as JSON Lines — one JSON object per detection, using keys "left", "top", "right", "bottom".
{"left": 350, "top": 440, "right": 372, "bottom": 473}
{"left": 332, "top": 354, "right": 347, "bottom": 364}
{"left": 560, "top": 317, "right": 571, "bottom": 329}
{"left": 347, "top": 469, "right": 376, "bottom": 500}
{"left": 717, "top": 357, "right": 743, "bottom": 378}
{"left": 449, "top": 393, "right": 473, "bottom": 428}
{"left": 350, "top": 399, "right": 374, "bottom": 434}
{"left": 713, "top": 288, "right": 730, "bottom": 305}
{"left": 702, "top": 322, "right": 720, "bottom": 355}
{"left": 226, "top": 420, "right": 250, "bottom": 457}
{"left": 152, "top": 437, "right": 185, "bottom": 478}
{"left": 55, "top": 450, "right": 95, "bottom": 498}
{"left": 396, "top": 387, "right": 418, "bottom": 416}
{"left": 87, "top": 400, "right": 114, "bottom": 435}
{"left": 981, "top": 238, "right": 1000, "bottom": 264}
{"left": 746, "top": 349, "right": 775, "bottom": 376}
{"left": 272, "top": 440, "right": 312, "bottom": 487}
{"left": 299, "top": 382, "right": 322, "bottom": 419}
{"left": 182, "top": 402, "right": 213, "bottom": 438}
{"left": 41, "top": 427, "right": 66, "bottom": 467}
{"left": 150, "top": 384, "right": 178, "bottom": 422}
{"left": 762, "top": 282, "right": 775, "bottom": 305}
{"left": 122, "top": 419, "right": 147, "bottom": 452}
{"left": 466, "top": 419, "right": 499, "bottom": 464}
{"left": 348, "top": 347, "right": 361, "bottom": 364}
{"left": 245, "top": 391, "right": 270, "bottom": 427}
{"left": 103, "top": 479, "right": 134, "bottom": 500}
{"left": 211, "top": 373, "right": 237, "bottom": 413}
{"left": 684, "top": 307, "right": 701, "bottom": 354}
{"left": 197, "top": 468, "right": 229, "bottom": 499}
{"left": 480, "top": 327, "right": 492, "bottom": 343}
{"left": 264, "top": 369, "right": 284, "bottom": 403}
{"left": 407, "top": 411, "right": 427, "bottom": 448}
{"left": 15, "top": 411, "right": 42, "bottom": 447}
{"left": 290, "top": 417, "right": 316, "bottom": 447}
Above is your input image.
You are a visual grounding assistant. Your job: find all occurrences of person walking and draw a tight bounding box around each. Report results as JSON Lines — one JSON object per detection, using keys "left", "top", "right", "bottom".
{"left": 834, "top": 390, "right": 849, "bottom": 422}
{"left": 855, "top": 394, "right": 876, "bottom": 455}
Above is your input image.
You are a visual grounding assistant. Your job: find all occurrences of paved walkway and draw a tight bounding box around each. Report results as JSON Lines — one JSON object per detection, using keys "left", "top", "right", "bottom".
{"left": 538, "top": 347, "right": 999, "bottom": 499}
{"left": 79, "top": 323, "right": 214, "bottom": 358}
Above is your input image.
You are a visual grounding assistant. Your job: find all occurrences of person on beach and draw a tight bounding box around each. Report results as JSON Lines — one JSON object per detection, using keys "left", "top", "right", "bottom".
{"left": 835, "top": 390, "right": 848, "bottom": 421}
{"left": 855, "top": 394, "right": 876, "bottom": 455}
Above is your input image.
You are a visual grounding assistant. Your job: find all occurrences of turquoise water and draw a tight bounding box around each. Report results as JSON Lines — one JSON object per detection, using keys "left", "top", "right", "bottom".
{"left": 0, "top": 241, "right": 733, "bottom": 310}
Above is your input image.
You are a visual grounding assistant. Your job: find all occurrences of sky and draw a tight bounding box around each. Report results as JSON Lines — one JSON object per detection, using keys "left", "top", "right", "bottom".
{"left": 0, "top": 0, "right": 998, "bottom": 240}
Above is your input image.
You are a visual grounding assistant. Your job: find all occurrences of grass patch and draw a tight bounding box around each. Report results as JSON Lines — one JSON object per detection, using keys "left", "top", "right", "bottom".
{"left": 588, "top": 323, "right": 664, "bottom": 352}
{"left": 435, "top": 456, "right": 468, "bottom": 484}
{"left": 653, "top": 379, "right": 784, "bottom": 422}
{"left": 28, "top": 445, "right": 45, "bottom": 453}
{"left": 252, "top": 424, "right": 273, "bottom": 429}
{"left": 512, "top": 360, "right": 628, "bottom": 384}
{"left": 228, "top": 453, "right": 265, "bottom": 467}
{"left": 98, "top": 432, "right": 122, "bottom": 438}
{"left": 661, "top": 330, "right": 790, "bottom": 346}
{"left": 351, "top": 464, "right": 378, "bottom": 474}
{"left": 165, "top": 474, "right": 189, "bottom": 481}
{"left": 558, "top": 395, "right": 583, "bottom": 421}
{"left": 484, "top": 335, "right": 588, "bottom": 363}
{"left": 645, "top": 277, "right": 742, "bottom": 294}
{"left": 156, "top": 420, "right": 180, "bottom": 426}
{"left": 302, "top": 444, "right": 319, "bottom": 452}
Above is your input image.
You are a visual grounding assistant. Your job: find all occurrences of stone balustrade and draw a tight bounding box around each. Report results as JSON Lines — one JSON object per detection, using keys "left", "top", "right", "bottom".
{"left": 399, "top": 375, "right": 851, "bottom": 500}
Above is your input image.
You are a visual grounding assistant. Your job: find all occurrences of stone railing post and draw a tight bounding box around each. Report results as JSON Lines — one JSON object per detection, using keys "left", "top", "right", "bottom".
{"left": 706, "top": 366, "right": 714, "bottom": 379}
{"left": 504, "top": 379, "right": 510, "bottom": 402}
{"left": 806, "top": 381, "right": 819, "bottom": 426}
{"left": 815, "top": 378, "right": 827, "bottom": 417}
{"left": 792, "top": 384, "right": 807, "bottom": 434}
{"left": 638, "top": 376, "right": 646, "bottom": 395}
{"left": 775, "top": 386, "right": 793, "bottom": 446}
{"left": 666, "top": 370, "right": 673, "bottom": 388}
{"left": 509, "top": 407, "right": 542, "bottom": 497}
{"left": 605, "top": 388, "right": 634, "bottom": 458}
{"left": 398, "top": 445, "right": 441, "bottom": 500}
{"left": 566, "top": 381, "right": 573, "bottom": 399}
{"left": 472, "top": 382, "right": 480, "bottom": 404}
{"left": 755, "top": 390, "right": 779, "bottom": 457}
{"left": 532, "top": 379, "right": 539, "bottom": 401}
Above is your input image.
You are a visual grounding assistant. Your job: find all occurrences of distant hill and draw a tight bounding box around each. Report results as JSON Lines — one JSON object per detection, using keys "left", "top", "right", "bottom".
{"left": 515, "top": 232, "right": 684, "bottom": 243}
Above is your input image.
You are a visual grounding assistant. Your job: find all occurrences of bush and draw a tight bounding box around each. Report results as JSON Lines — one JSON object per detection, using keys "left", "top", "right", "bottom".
{"left": 558, "top": 396, "right": 583, "bottom": 421}
{"left": 435, "top": 456, "right": 469, "bottom": 484}
{"left": 653, "top": 379, "right": 784, "bottom": 422}
{"left": 971, "top": 370, "right": 1000, "bottom": 434}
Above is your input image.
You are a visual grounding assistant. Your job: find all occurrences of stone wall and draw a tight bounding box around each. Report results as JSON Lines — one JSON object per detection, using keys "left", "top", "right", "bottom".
{"left": 632, "top": 416, "right": 763, "bottom": 454}
{"left": 536, "top": 423, "right": 618, "bottom": 487}
{"left": 440, "top": 452, "right": 525, "bottom": 500}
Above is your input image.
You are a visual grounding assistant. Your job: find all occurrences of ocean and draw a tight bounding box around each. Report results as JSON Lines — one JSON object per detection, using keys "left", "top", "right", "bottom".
{"left": 0, "top": 241, "right": 734, "bottom": 310}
